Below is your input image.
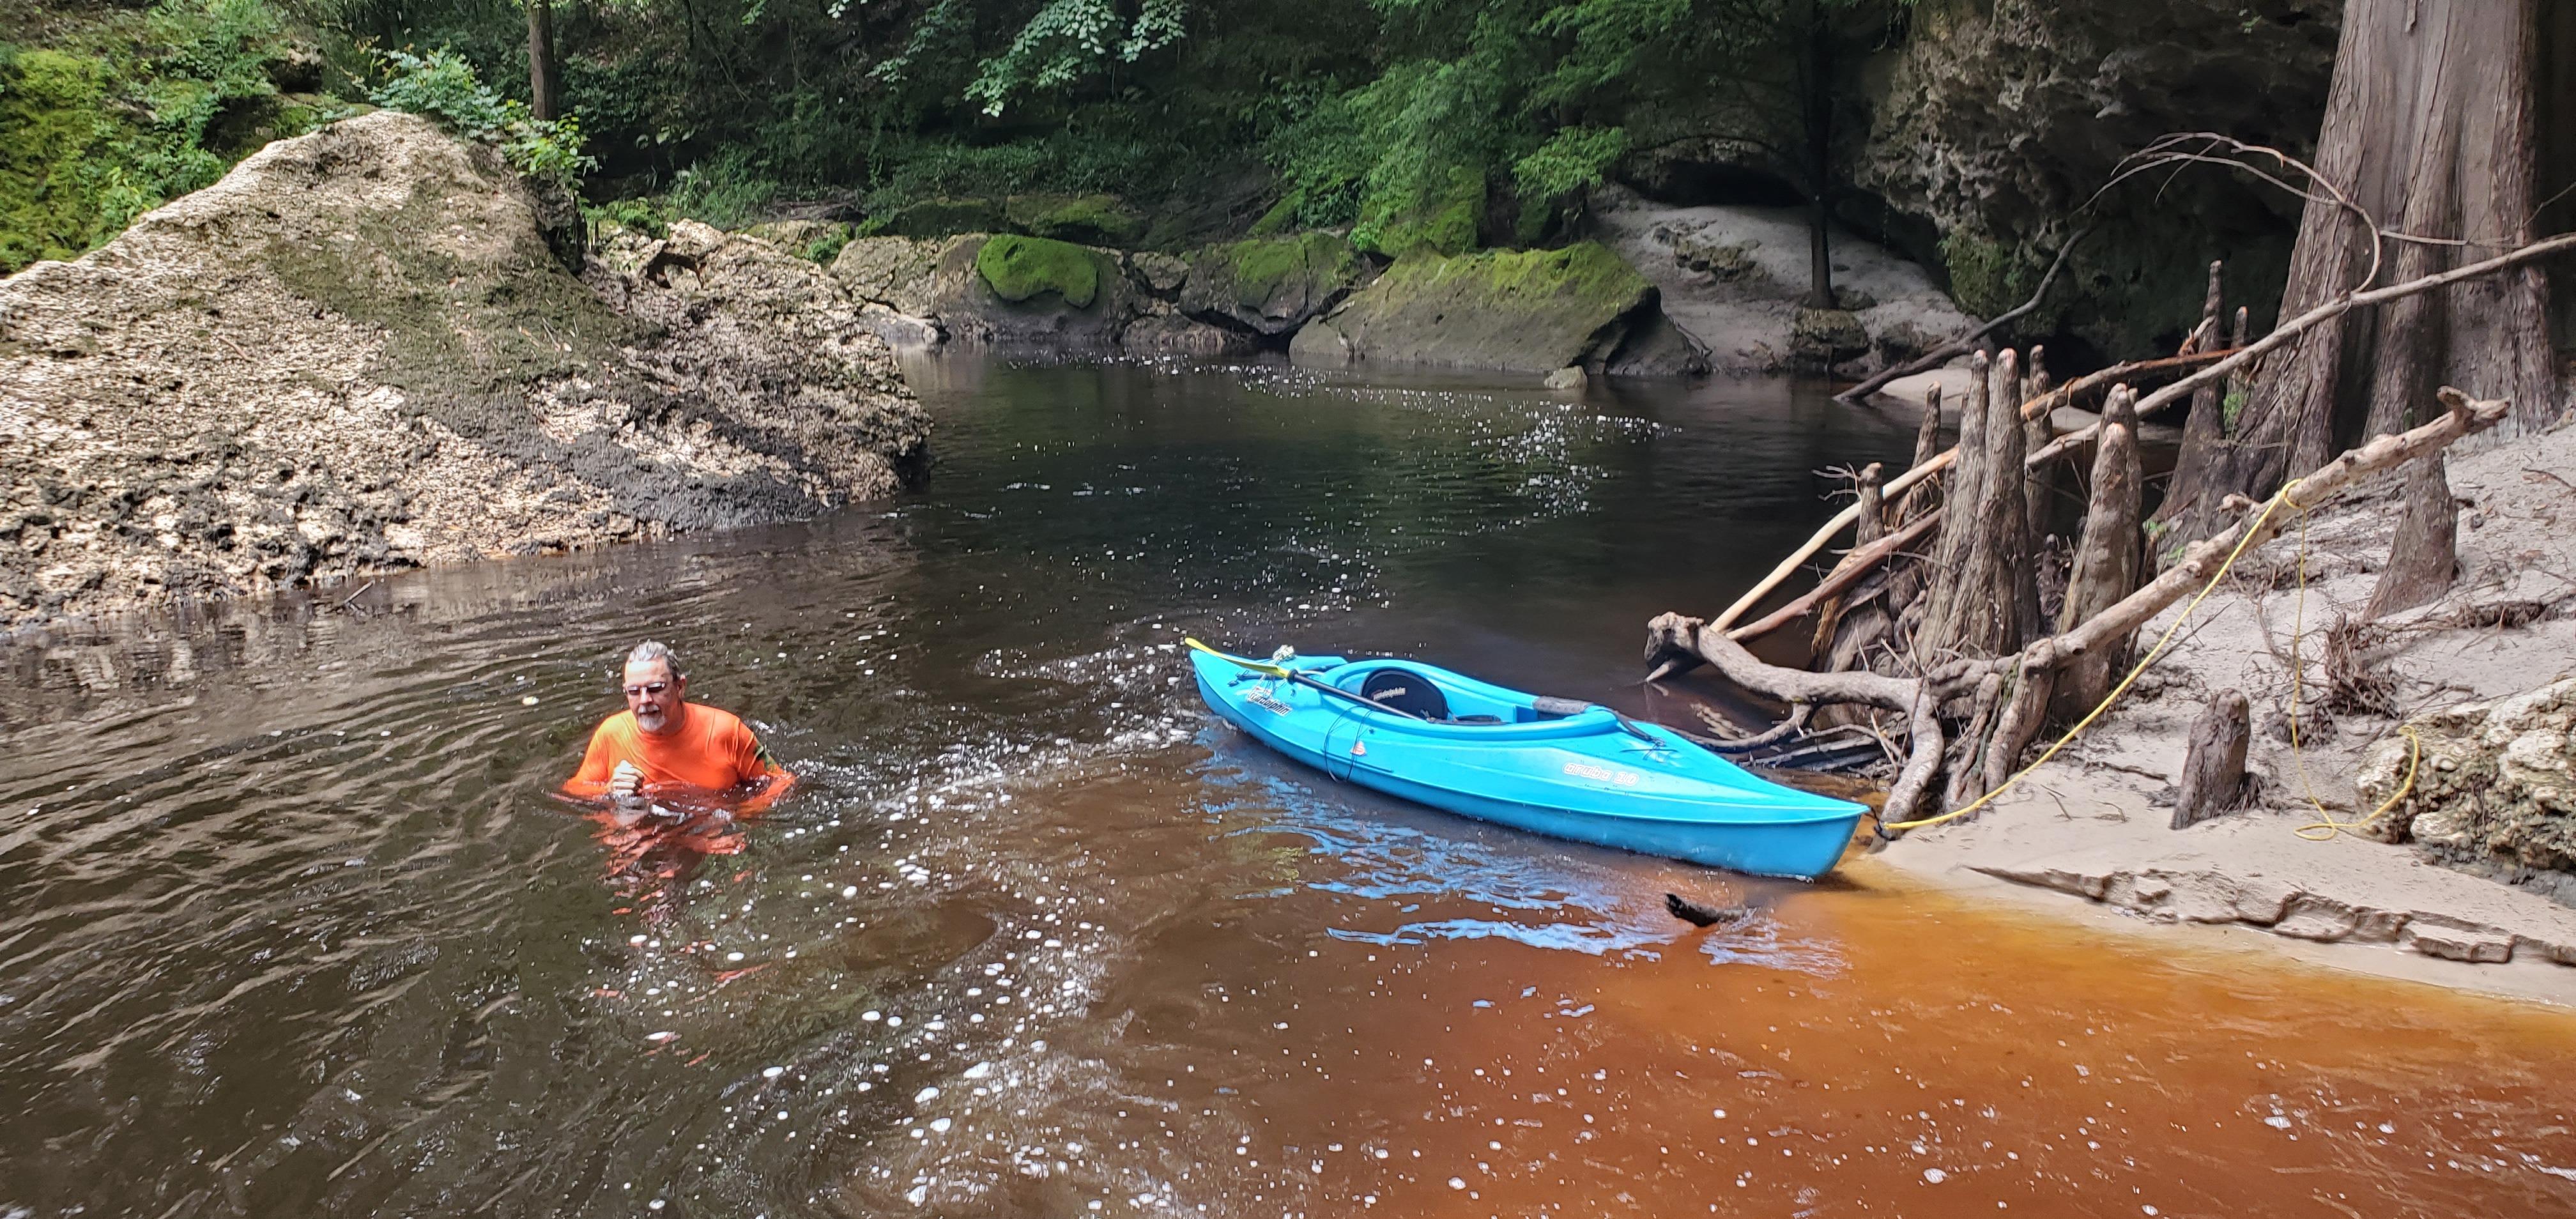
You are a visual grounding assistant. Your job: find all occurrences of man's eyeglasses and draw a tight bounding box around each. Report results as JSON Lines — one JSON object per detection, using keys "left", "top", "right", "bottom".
{"left": 624, "top": 682, "right": 672, "bottom": 698}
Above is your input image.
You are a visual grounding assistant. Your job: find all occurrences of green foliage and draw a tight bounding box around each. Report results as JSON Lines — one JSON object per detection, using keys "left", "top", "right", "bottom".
{"left": 369, "top": 49, "right": 593, "bottom": 185}
{"left": 964, "top": 0, "right": 1191, "bottom": 116}
{"left": 1008, "top": 193, "right": 1141, "bottom": 245}
{"left": 1512, "top": 125, "right": 1626, "bottom": 209}
{"left": 0, "top": 0, "right": 341, "bottom": 273}
{"left": 974, "top": 233, "right": 1101, "bottom": 305}
{"left": 660, "top": 148, "right": 778, "bottom": 229}
{"left": 2220, "top": 385, "right": 2248, "bottom": 432}
{"left": 802, "top": 226, "right": 852, "bottom": 265}
{"left": 585, "top": 196, "right": 669, "bottom": 239}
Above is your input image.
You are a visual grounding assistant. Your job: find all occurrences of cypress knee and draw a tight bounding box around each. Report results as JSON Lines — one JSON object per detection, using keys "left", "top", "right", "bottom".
{"left": 2173, "top": 689, "right": 2252, "bottom": 829}
{"left": 2053, "top": 385, "right": 2144, "bottom": 719}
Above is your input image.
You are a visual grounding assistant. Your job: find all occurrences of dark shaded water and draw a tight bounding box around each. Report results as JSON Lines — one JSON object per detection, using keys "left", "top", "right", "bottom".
{"left": 4, "top": 357, "right": 2573, "bottom": 1218}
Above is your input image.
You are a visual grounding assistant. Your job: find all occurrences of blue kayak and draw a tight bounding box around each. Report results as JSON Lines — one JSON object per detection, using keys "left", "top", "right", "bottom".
{"left": 1188, "top": 642, "right": 1868, "bottom": 880}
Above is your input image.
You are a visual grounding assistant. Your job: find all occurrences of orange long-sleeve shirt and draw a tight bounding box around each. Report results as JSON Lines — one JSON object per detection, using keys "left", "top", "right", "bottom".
{"left": 564, "top": 703, "right": 795, "bottom": 811}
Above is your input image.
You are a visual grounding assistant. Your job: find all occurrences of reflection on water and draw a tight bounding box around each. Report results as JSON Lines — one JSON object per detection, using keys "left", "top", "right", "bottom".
{"left": 3, "top": 355, "right": 2573, "bottom": 1218}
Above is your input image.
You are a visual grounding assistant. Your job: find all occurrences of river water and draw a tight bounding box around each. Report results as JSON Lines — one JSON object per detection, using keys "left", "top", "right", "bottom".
{"left": 4, "top": 356, "right": 2573, "bottom": 1218}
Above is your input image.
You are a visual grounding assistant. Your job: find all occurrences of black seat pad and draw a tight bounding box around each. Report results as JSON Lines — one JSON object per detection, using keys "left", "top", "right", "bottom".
{"left": 1360, "top": 668, "right": 1450, "bottom": 719}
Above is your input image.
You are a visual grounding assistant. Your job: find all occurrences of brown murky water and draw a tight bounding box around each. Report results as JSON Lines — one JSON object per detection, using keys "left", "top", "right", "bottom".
{"left": 4, "top": 356, "right": 2572, "bottom": 1218}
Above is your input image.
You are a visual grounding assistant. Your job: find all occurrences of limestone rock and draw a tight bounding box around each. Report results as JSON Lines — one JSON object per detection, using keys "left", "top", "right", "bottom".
{"left": 829, "top": 235, "right": 947, "bottom": 319}
{"left": 0, "top": 111, "right": 928, "bottom": 625}
{"left": 1121, "top": 312, "right": 1258, "bottom": 357}
{"left": 1127, "top": 251, "right": 1189, "bottom": 296}
{"left": 2358, "top": 679, "right": 2576, "bottom": 877}
{"left": 1853, "top": 1, "right": 2340, "bottom": 356}
{"left": 1790, "top": 307, "right": 1870, "bottom": 367}
{"left": 1181, "top": 233, "right": 1367, "bottom": 337}
{"left": 1289, "top": 243, "right": 1656, "bottom": 374}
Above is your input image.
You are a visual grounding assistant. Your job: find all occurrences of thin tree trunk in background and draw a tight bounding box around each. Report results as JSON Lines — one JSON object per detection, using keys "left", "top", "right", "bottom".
{"left": 528, "top": 0, "right": 558, "bottom": 120}
{"left": 1801, "top": 0, "right": 1834, "bottom": 309}
{"left": 2158, "top": 0, "right": 2559, "bottom": 546}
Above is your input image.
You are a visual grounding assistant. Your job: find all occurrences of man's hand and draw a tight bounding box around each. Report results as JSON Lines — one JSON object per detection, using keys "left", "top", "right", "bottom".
{"left": 610, "top": 760, "right": 647, "bottom": 809}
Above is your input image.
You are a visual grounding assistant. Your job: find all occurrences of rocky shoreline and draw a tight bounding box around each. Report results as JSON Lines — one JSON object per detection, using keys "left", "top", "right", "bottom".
{"left": 0, "top": 113, "right": 929, "bottom": 627}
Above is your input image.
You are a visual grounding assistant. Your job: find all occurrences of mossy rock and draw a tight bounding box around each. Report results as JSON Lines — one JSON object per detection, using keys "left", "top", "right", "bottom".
{"left": 975, "top": 234, "right": 1101, "bottom": 307}
{"left": 933, "top": 235, "right": 1135, "bottom": 348}
{"left": 1937, "top": 230, "right": 2025, "bottom": 319}
{"left": 0, "top": 49, "right": 131, "bottom": 273}
{"left": 1790, "top": 307, "right": 1871, "bottom": 367}
{"left": 1005, "top": 194, "right": 1142, "bottom": 247}
{"left": 884, "top": 197, "right": 1007, "bottom": 239}
{"left": 1288, "top": 241, "right": 1654, "bottom": 374}
{"left": 1180, "top": 232, "right": 1365, "bottom": 336}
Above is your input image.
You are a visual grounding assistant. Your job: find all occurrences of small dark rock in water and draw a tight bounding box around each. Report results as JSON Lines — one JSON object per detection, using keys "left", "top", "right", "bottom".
{"left": 1664, "top": 893, "right": 1749, "bottom": 928}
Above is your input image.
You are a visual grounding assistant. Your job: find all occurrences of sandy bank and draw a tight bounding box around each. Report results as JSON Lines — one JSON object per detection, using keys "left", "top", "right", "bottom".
{"left": 1871, "top": 413, "right": 2576, "bottom": 1001}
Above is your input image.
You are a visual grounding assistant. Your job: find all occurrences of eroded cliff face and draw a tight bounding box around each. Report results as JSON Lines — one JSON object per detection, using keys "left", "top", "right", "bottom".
{"left": 0, "top": 112, "right": 928, "bottom": 627}
{"left": 1853, "top": 0, "right": 2342, "bottom": 360}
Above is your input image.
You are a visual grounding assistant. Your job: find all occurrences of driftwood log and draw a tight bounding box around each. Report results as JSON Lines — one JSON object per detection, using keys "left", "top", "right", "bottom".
{"left": 1648, "top": 388, "right": 2514, "bottom": 827}
{"left": 2172, "top": 688, "right": 2252, "bottom": 829}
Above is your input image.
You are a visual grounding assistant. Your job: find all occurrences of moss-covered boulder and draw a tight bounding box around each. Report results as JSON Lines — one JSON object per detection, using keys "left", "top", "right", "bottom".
{"left": 1789, "top": 307, "right": 1871, "bottom": 368}
{"left": 930, "top": 234, "right": 1134, "bottom": 347}
{"left": 975, "top": 234, "right": 1100, "bottom": 307}
{"left": 1180, "top": 232, "right": 1368, "bottom": 337}
{"left": 1006, "top": 194, "right": 1142, "bottom": 246}
{"left": 1289, "top": 242, "right": 1657, "bottom": 374}
{"left": 882, "top": 197, "right": 1008, "bottom": 238}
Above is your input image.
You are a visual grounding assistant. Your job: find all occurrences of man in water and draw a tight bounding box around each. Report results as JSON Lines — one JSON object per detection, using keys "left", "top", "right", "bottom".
{"left": 564, "top": 640, "right": 797, "bottom": 818}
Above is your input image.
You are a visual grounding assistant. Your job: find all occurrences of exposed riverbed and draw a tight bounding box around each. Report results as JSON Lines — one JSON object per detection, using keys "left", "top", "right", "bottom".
{"left": 4, "top": 356, "right": 2573, "bottom": 1217}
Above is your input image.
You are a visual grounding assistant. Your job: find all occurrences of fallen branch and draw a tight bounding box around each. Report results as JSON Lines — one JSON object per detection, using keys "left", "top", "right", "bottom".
{"left": 1712, "top": 349, "right": 2232, "bottom": 634}
{"left": 1648, "top": 388, "right": 2513, "bottom": 824}
{"left": 2034, "top": 231, "right": 2576, "bottom": 466}
{"left": 1730, "top": 510, "right": 1941, "bottom": 643}
{"left": 2031, "top": 388, "right": 2508, "bottom": 675}
{"left": 1835, "top": 227, "right": 2094, "bottom": 405}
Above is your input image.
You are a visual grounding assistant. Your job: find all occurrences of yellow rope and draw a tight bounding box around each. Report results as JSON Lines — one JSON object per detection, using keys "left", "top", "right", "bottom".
{"left": 2280, "top": 494, "right": 2427, "bottom": 839}
{"left": 1879, "top": 480, "right": 2303, "bottom": 832}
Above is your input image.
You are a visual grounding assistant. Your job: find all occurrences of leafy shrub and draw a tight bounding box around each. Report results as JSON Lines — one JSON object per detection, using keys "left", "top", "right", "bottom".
{"left": 370, "top": 48, "right": 594, "bottom": 186}
{"left": 0, "top": 0, "right": 335, "bottom": 273}
{"left": 660, "top": 148, "right": 779, "bottom": 229}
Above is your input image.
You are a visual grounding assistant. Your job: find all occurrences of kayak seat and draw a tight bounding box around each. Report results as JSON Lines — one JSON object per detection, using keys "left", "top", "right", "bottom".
{"left": 1361, "top": 668, "right": 1450, "bottom": 719}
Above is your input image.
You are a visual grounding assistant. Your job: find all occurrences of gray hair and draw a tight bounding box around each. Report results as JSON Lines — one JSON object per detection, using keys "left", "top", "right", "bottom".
{"left": 625, "top": 640, "right": 685, "bottom": 679}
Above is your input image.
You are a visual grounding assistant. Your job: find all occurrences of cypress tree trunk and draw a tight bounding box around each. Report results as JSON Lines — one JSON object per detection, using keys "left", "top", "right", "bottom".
{"left": 2159, "top": 0, "right": 2560, "bottom": 542}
